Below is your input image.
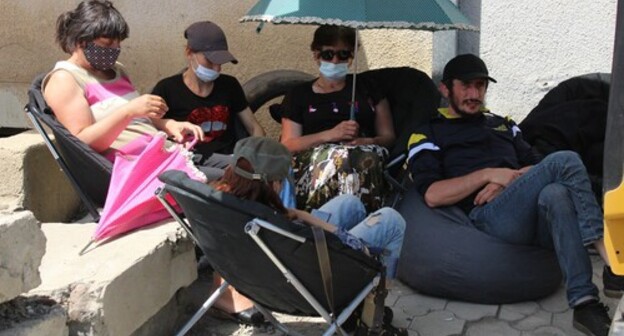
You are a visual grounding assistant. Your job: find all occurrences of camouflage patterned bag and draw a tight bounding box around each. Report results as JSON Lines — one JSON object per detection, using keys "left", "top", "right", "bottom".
{"left": 293, "top": 143, "right": 388, "bottom": 212}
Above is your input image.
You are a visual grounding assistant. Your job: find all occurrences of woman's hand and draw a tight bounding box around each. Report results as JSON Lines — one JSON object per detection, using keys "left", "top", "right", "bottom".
{"left": 328, "top": 120, "right": 359, "bottom": 142}
{"left": 286, "top": 208, "right": 337, "bottom": 233}
{"left": 155, "top": 119, "right": 204, "bottom": 143}
{"left": 347, "top": 137, "right": 374, "bottom": 146}
{"left": 286, "top": 208, "right": 301, "bottom": 221}
{"left": 126, "top": 94, "right": 169, "bottom": 119}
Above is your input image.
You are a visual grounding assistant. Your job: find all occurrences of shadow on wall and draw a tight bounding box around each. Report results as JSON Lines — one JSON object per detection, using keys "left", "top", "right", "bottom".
{"left": 0, "top": 128, "right": 29, "bottom": 138}
{"left": 457, "top": 0, "right": 482, "bottom": 55}
{"left": 431, "top": 0, "right": 482, "bottom": 84}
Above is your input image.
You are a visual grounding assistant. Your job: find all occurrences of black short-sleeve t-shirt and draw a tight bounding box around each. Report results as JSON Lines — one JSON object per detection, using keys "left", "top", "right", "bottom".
{"left": 152, "top": 73, "right": 248, "bottom": 155}
{"left": 281, "top": 74, "right": 383, "bottom": 137}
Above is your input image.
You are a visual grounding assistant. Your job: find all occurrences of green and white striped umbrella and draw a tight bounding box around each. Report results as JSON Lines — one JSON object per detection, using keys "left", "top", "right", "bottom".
{"left": 240, "top": 0, "right": 477, "bottom": 31}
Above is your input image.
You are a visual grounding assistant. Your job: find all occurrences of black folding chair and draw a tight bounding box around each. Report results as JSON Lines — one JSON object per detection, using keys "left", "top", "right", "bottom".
{"left": 24, "top": 74, "right": 112, "bottom": 221}
{"left": 357, "top": 67, "right": 440, "bottom": 208}
{"left": 156, "top": 170, "right": 389, "bottom": 336}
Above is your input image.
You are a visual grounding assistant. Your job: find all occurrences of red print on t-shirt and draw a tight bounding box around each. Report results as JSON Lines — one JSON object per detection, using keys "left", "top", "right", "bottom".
{"left": 186, "top": 105, "right": 230, "bottom": 143}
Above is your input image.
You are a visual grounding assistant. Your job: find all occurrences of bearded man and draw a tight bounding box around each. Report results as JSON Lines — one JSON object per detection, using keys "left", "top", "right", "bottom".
{"left": 406, "top": 54, "right": 621, "bottom": 336}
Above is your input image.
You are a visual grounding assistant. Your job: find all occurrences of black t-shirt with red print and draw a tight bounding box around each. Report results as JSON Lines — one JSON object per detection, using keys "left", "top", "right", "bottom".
{"left": 152, "top": 73, "right": 248, "bottom": 155}
{"left": 281, "top": 74, "right": 384, "bottom": 138}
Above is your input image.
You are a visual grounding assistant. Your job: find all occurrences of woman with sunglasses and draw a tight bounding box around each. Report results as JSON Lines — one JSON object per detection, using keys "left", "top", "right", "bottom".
{"left": 281, "top": 25, "right": 395, "bottom": 212}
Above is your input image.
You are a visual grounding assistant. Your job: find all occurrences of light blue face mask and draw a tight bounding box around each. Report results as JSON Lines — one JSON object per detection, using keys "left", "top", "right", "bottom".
{"left": 319, "top": 61, "right": 349, "bottom": 81}
{"left": 193, "top": 55, "right": 220, "bottom": 82}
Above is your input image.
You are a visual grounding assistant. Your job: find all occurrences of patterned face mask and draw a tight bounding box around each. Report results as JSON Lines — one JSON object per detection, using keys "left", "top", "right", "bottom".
{"left": 83, "top": 42, "right": 121, "bottom": 71}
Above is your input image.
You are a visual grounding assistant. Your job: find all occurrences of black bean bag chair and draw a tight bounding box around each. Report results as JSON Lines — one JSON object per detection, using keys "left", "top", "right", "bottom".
{"left": 396, "top": 188, "right": 562, "bottom": 304}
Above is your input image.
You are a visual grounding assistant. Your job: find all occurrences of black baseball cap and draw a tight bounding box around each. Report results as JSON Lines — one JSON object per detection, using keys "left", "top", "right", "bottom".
{"left": 184, "top": 21, "right": 238, "bottom": 65}
{"left": 442, "top": 54, "right": 496, "bottom": 83}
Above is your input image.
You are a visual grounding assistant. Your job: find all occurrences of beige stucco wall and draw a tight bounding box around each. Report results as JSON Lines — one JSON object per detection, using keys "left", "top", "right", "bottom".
{"left": 0, "top": 0, "right": 433, "bottom": 129}
{"left": 480, "top": 0, "right": 616, "bottom": 121}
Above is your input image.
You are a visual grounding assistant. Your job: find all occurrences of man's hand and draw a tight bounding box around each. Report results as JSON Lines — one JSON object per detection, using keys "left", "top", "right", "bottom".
{"left": 518, "top": 165, "right": 533, "bottom": 174}
{"left": 474, "top": 182, "right": 504, "bottom": 205}
{"left": 424, "top": 167, "right": 521, "bottom": 208}
{"left": 487, "top": 168, "right": 522, "bottom": 187}
{"left": 475, "top": 166, "right": 531, "bottom": 206}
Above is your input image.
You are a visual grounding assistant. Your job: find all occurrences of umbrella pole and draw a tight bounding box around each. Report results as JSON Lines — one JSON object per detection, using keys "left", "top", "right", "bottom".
{"left": 350, "top": 28, "right": 359, "bottom": 120}
{"left": 79, "top": 239, "right": 95, "bottom": 256}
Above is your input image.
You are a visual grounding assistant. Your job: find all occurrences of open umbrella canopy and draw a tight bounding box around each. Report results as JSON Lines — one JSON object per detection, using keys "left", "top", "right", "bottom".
{"left": 240, "top": 0, "right": 478, "bottom": 31}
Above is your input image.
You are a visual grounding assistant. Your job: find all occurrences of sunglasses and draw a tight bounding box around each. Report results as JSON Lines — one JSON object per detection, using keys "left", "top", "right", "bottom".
{"left": 318, "top": 49, "right": 353, "bottom": 61}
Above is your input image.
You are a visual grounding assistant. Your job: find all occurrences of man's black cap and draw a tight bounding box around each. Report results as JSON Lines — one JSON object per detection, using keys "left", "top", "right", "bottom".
{"left": 442, "top": 54, "right": 497, "bottom": 83}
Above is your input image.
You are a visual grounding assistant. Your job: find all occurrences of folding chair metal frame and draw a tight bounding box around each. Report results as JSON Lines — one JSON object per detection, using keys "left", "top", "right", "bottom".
{"left": 25, "top": 78, "right": 111, "bottom": 221}
{"left": 155, "top": 185, "right": 381, "bottom": 336}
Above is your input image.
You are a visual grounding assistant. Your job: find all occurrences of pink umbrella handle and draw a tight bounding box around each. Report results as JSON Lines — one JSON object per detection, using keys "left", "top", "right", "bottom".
{"left": 185, "top": 137, "right": 198, "bottom": 150}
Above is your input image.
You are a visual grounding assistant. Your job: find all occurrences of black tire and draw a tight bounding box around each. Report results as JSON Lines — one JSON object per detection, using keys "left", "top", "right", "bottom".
{"left": 242, "top": 70, "right": 315, "bottom": 112}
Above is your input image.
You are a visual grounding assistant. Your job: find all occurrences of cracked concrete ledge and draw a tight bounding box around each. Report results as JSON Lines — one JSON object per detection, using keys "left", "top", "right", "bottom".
{"left": 0, "top": 132, "right": 81, "bottom": 223}
{"left": 29, "top": 220, "right": 197, "bottom": 336}
{"left": 0, "top": 211, "right": 46, "bottom": 304}
{"left": 0, "top": 296, "right": 68, "bottom": 336}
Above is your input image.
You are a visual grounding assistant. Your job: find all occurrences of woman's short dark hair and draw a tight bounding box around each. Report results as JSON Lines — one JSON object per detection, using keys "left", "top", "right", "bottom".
{"left": 310, "top": 25, "right": 357, "bottom": 51}
{"left": 55, "top": 0, "right": 129, "bottom": 54}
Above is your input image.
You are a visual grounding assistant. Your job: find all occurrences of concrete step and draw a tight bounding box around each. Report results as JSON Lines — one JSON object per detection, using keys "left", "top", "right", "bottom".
{"left": 0, "top": 211, "right": 45, "bottom": 304}
{"left": 0, "top": 132, "right": 81, "bottom": 223}
{"left": 0, "top": 295, "right": 67, "bottom": 336}
{"left": 29, "top": 220, "right": 197, "bottom": 336}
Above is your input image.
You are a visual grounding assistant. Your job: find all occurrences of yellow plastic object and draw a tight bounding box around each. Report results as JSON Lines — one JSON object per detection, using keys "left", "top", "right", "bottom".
{"left": 605, "top": 180, "right": 624, "bottom": 275}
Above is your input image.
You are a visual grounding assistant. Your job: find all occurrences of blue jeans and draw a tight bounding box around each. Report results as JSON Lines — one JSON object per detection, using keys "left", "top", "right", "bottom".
{"left": 469, "top": 151, "right": 603, "bottom": 307}
{"left": 315, "top": 195, "right": 406, "bottom": 278}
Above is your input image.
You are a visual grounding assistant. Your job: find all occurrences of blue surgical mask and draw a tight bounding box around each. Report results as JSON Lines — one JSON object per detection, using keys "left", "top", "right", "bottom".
{"left": 193, "top": 55, "right": 220, "bottom": 82}
{"left": 319, "top": 61, "right": 349, "bottom": 81}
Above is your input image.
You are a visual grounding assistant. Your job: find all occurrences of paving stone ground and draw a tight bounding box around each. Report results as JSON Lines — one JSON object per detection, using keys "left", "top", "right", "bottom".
{"left": 178, "top": 255, "right": 620, "bottom": 335}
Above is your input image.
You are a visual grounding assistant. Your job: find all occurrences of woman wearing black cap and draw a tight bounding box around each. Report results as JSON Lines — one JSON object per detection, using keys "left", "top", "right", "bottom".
{"left": 152, "top": 21, "right": 265, "bottom": 161}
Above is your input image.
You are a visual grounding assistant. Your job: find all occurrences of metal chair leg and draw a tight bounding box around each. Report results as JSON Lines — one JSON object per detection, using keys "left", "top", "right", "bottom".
{"left": 175, "top": 281, "right": 229, "bottom": 336}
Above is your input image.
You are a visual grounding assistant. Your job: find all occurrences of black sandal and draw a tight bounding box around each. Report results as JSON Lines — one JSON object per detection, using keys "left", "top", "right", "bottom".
{"left": 208, "top": 306, "right": 266, "bottom": 326}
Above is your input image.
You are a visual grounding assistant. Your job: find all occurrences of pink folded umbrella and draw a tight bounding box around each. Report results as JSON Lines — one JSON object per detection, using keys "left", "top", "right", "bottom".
{"left": 80, "top": 132, "right": 207, "bottom": 254}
